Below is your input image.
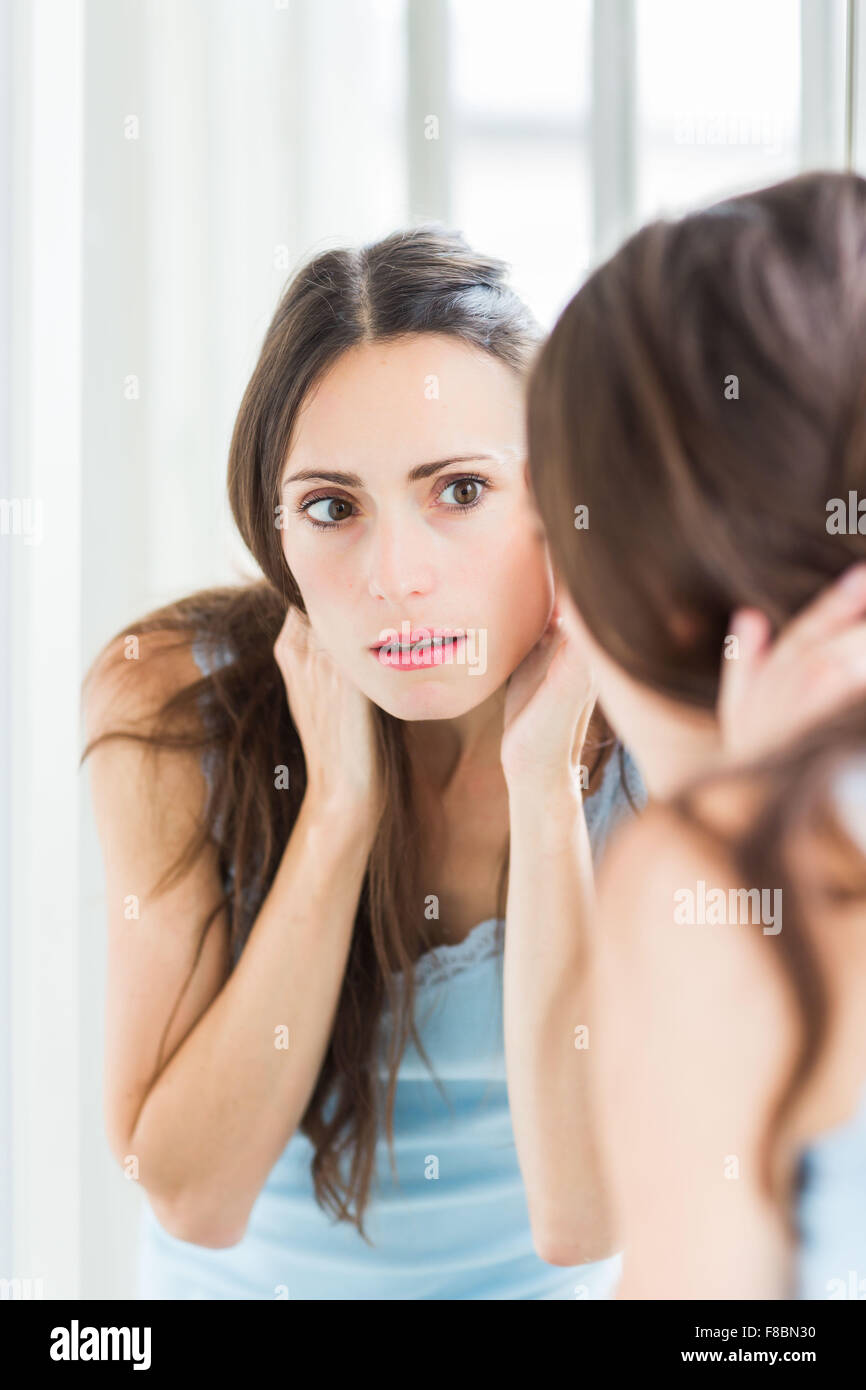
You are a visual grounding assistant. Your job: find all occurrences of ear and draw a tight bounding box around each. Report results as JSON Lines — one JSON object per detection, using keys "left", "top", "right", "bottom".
{"left": 667, "top": 607, "right": 707, "bottom": 648}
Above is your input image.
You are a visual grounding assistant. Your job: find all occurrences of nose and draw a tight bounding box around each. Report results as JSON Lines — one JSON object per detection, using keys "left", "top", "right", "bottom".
{"left": 366, "top": 512, "right": 435, "bottom": 603}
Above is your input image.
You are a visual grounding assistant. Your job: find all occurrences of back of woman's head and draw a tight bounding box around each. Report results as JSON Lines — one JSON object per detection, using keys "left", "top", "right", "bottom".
{"left": 528, "top": 170, "right": 866, "bottom": 706}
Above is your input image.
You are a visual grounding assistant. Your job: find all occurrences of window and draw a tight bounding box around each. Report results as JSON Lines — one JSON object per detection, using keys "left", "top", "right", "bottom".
{"left": 450, "top": 0, "right": 593, "bottom": 327}
{"left": 636, "top": 0, "right": 802, "bottom": 221}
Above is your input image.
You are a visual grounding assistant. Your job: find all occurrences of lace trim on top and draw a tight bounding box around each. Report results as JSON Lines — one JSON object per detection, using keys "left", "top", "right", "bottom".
{"left": 400, "top": 745, "right": 638, "bottom": 991}
{"left": 392, "top": 915, "right": 504, "bottom": 994}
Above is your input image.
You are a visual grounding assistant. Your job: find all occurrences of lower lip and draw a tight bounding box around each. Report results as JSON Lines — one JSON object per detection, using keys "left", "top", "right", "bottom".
{"left": 370, "top": 634, "right": 467, "bottom": 670}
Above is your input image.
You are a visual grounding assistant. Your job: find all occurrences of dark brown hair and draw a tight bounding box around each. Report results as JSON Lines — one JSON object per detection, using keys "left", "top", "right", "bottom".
{"left": 527, "top": 170, "right": 866, "bottom": 1227}
{"left": 81, "top": 224, "right": 615, "bottom": 1239}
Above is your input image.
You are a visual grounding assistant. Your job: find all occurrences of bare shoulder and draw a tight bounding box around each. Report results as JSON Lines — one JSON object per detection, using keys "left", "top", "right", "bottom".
{"left": 599, "top": 787, "right": 783, "bottom": 955}
{"left": 594, "top": 791, "right": 801, "bottom": 1118}
{"left": 591, "top": 792, "right": 804, "bottom": 1295}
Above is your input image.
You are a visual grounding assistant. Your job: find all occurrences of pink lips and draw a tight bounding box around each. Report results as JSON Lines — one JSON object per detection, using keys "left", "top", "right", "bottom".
{"left": 371, "top": 633, "right": 467, "bottom": 670}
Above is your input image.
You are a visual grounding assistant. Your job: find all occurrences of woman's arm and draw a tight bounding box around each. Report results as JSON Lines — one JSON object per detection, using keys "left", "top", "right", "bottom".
{"left": 502, "top": 766, "right": 613, "bottom": 1264}
{"left": 591, "top": 806, "right": 800, "bottom": 1298}
{"left": 499, "top": 583, "right": 616, "bottom": 1263}
{"left": 87, "top": 629, "right": 378, "bottom": 1248}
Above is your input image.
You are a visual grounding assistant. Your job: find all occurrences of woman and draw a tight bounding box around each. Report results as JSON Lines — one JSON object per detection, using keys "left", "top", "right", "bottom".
{"left": 81, "top": 226, "right": 645, "bottom": 1300}
{"left": 526, "top": 169, "right": 866, "bottom": 1298}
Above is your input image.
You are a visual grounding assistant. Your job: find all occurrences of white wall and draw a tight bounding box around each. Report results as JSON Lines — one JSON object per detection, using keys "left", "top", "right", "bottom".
{"left": 8, "top": 0, "right": 84, "bottom": 1299}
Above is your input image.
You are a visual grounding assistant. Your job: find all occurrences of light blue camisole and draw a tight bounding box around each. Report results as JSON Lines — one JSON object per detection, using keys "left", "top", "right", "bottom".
{"left": 795, "top": 1080, "right": 866, "bottom": 1299}
{"left": 136, "top": 635, "right": 646, "bottom": 1300}
{"left": 794, "top": 759, "right": 866, "bottom": 1300}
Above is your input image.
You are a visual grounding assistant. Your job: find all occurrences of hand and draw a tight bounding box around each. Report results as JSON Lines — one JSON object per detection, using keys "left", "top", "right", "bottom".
{"left": 501, "top": 580, "right": 597, "bottom": 789}
{"left": 274, "top": 605, "right": 382, "bottom": 815}
{"left": 718, "top": 563, "right": 866, "bottom": 763}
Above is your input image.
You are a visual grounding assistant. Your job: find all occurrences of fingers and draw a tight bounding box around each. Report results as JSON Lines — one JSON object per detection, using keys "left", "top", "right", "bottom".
{"left": 717, "top": 608, "right": 771, "bottom": 726}
{"left": 520, "top": 617, "right": 568, "bottom": 682}
{"left": 547, "top": 614, "right": 597, "bottom": 704}
{"left": 798, "top": 620, "right": 866, "bottom": 700}
{"left": 544, "top": 575, "right": 598, "bottom": 697}
{"left": 730, "top": 607, "right": 772, "bottom": 670}
{"left": 777, "top": 562, "right": 866, "bottom": 652}
{"left": 720, "top": 566, "right": 866, "bottom": 718}
{"left": 275, "top": 604, "right": 314, "bottom": 656}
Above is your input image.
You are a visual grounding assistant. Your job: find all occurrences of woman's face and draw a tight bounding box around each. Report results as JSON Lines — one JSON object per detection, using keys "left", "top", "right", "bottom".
{"left": 277, "top": 333, "right": 553, "bottom": 721}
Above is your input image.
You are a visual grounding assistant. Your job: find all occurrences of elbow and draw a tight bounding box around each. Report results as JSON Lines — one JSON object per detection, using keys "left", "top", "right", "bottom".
{"left": 533, "top": 1229, "right": 587, "bottom": 1267}
{"left": 533, "top": 1229, "right": 618, "bottom": 1268}
{"left": 170, "top": 1218, "right": 249, "bottom": 1251}
{"left": 147, "top": 1190, "right": 249, "bottom": 1249}
{"left": 529, "top": 1205, "right": 621, "bottom": 1268}
{"left": 528, "top": 1206, "right": 575, "bottom": 1266}
{"left": 107, "top": 1121, "right": 249, "bottom": 1249}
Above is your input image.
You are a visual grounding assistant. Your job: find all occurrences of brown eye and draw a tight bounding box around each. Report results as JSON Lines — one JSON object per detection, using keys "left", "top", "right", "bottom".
{"left": 454, "top": 480, "right": 478, "bottom": 504}
{"left": 439, "top": 476, "right": 487, "bottom": 509}
{"left": 304, "top": 496, "right": 353, "bottom": 527}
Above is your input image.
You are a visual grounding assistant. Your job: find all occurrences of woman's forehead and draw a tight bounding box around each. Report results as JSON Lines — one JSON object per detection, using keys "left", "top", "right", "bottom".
{"left": 285, "top": 338, "right": 526, "bottom": 484}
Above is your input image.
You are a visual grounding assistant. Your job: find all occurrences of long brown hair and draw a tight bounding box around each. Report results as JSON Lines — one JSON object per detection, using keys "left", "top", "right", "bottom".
{"left": 81, "top": 224, "right": 614, "bottom": 1239}
{"left": 527, "top": 170, "right": 866, "bottom": 1227}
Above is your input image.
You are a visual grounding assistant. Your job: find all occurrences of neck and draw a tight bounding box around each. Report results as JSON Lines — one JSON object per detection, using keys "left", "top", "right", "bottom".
{"left": 629, "top": 709, "right": 722, "bottom": 801}
{"left": 404, "top": 684, "right": 507, "bottom": 795}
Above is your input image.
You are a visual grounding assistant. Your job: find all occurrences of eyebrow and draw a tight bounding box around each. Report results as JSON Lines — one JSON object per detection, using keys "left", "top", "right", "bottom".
{"left": 280, "top": 454, "right": 502, "bottom": 493}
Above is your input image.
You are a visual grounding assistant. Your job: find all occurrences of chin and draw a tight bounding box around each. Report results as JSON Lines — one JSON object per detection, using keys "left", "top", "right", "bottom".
{"left": 367, "top": 674, "right": 496, "bottom": 722}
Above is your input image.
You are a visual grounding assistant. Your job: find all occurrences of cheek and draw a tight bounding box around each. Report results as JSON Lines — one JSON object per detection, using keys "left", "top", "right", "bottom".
{"left": 282, "top": 539, "right": 347, "bottom": 628}
{"left": 283, "top": 530, "right": 344, "bottom": 595}
{"left": 502, "top": 519, "right": 552, "bottom": 604}
{"left": 478, "top": 525, "right": 552, "bottom": 647}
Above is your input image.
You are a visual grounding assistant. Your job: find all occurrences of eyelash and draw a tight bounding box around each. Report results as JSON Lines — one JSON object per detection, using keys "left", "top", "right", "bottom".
{"left": 295, "top": 474, "right": 492, "bottom": 532}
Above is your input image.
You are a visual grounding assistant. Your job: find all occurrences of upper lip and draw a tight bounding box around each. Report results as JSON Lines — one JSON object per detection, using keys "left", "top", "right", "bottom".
{"left": 370, "top": 628, "right": 466, "bottom": 649}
